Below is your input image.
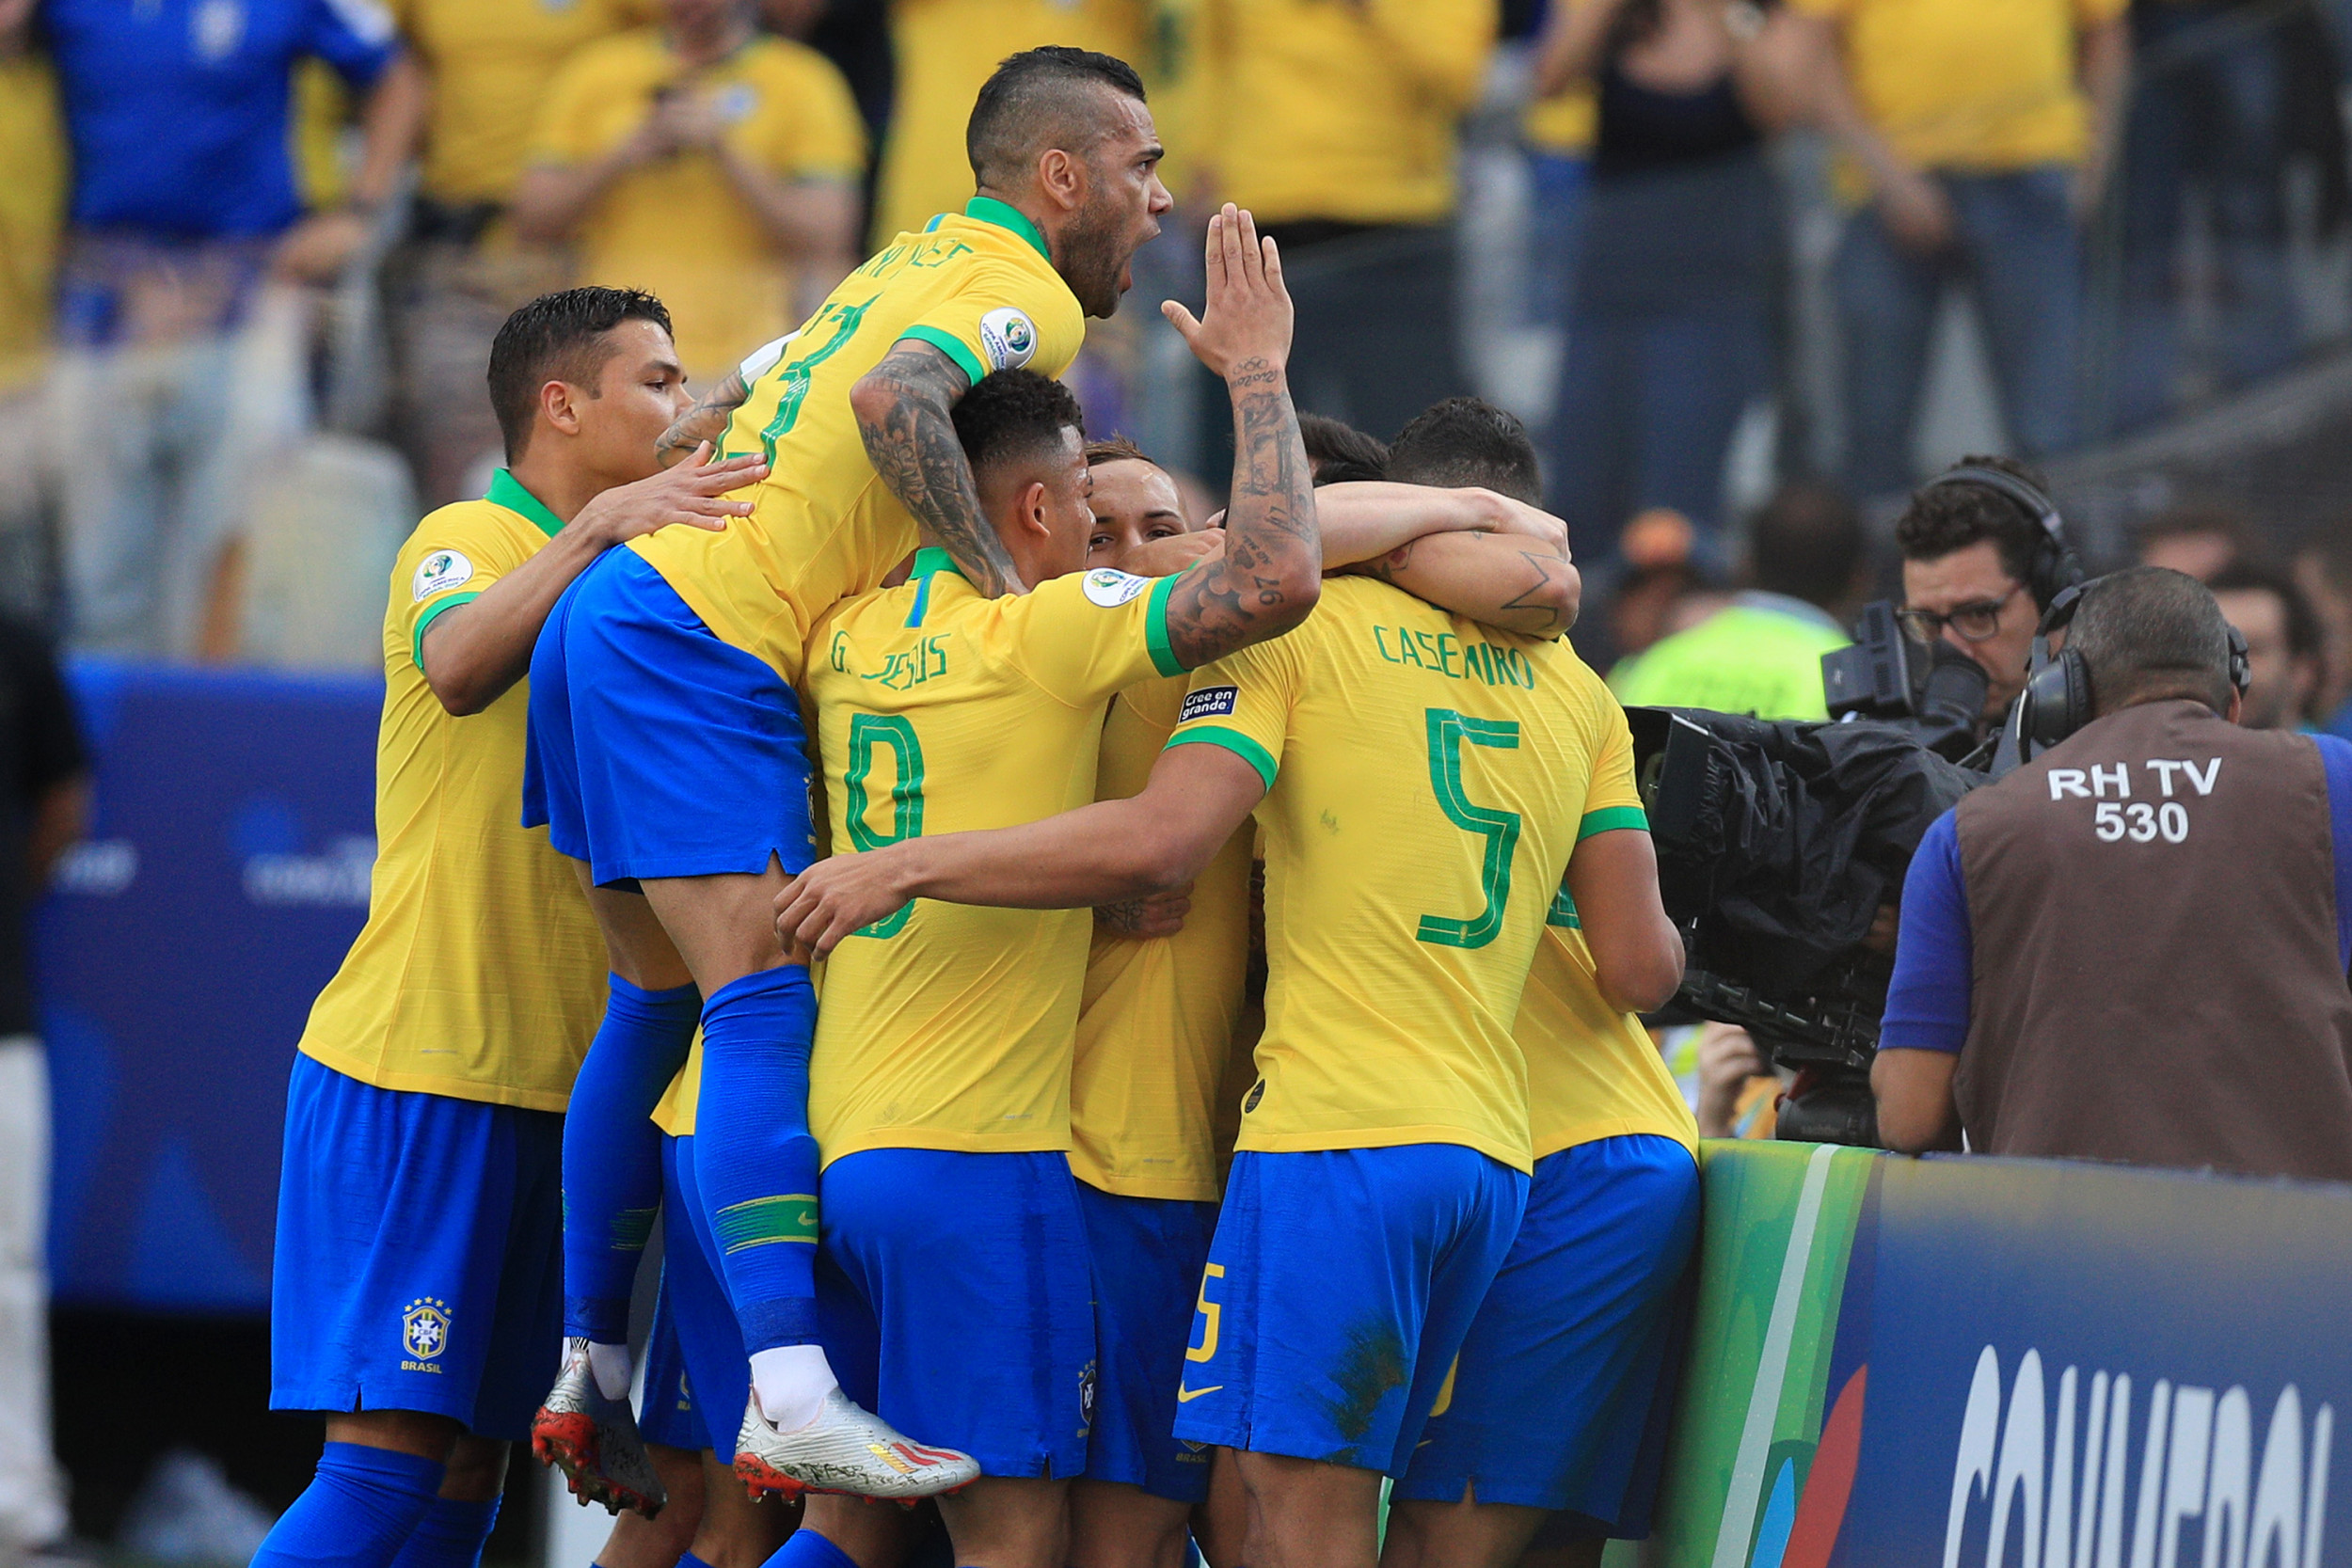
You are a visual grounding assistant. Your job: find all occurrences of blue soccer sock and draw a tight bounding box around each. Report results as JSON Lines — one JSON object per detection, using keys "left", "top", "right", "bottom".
{"left": 249, "top": 1443, "right": 445, "bottom": 1568}
{"left": 760, "top": 1530, "right": 859, "bottom": 1568}
{"left": 692, "top": 965, "right": 821, "bottom": 1353}
{"left": 385, "top": 1495, "right": 501, "bottom": 1568}
{"left": 564, "top": 974, "right": 702, "bottom": 1344}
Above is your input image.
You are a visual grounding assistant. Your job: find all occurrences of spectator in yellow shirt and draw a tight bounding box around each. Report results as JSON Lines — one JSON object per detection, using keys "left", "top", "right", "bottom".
{"left": 515, "top": 0, "right": 866, "bottom": 390}
{"left": 0, "top": 0, "right": 61, "bottom": 620}
{"left": 1790, "top": 0, "right": 2130, "bottom": 497}
{"left": 1192, "top": 0, "right": 1494, "bottom": 442}
{"left": 386, "top": 0, "right": 649, "bottom": 508}
{"left": 870, "top": 0, "right": 1148, "bottom": 246}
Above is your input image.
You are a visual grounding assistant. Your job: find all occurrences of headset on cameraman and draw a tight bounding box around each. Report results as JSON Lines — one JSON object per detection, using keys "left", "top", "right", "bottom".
{"left": 2011, "top": 577, "right": 2252, "bottom": 759}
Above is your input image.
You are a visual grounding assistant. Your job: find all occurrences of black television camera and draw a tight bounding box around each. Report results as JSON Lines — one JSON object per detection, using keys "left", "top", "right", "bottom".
{"left": 1629, "top": 602, "right": 1989, "bottom": 1146}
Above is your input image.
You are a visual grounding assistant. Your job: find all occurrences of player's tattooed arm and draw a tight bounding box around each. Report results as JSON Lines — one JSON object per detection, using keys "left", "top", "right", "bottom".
{"left": 1351, "top": 532, "right": 1581, "bottom": 639}
{"left": 656, "top": 363, "right": 753, "bottom": 468}
{"left": 1159, "top": 206, "right": 1322, "bottom": 669}
{"left": 850, "top": 340, "right": 1026, "bottom": 597}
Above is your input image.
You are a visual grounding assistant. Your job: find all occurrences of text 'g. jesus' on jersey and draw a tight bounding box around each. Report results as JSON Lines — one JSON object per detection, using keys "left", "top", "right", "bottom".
{"left": 628, "top": 198, "right": 1086, "bottom": 687}
{"left": 804, "top": 550, "right": 1186, "bottom": 1167}
{"left": 1166, "top": 577, "right": 1623, "bottom": 1173}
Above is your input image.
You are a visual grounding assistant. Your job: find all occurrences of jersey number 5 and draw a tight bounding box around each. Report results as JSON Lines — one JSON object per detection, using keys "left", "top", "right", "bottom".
{"left": 1418, "top": 707, "right": 1522, "bottom": 950}
{"left": 843, "top": 713, "right": 926, "bottom": 939}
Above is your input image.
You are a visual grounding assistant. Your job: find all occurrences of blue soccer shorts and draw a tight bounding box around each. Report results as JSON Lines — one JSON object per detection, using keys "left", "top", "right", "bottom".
{"left": 817, "top": 1149, "right": 1095, "bottom": 1480}
{"left": 523, "top": 546, "right": 814, "bottom": 887}
{"left": 639, "top": 1132, "right": 753, "bottom": 1456}
{"left": 1073, "top": 1183, "right": 1220, "bottom": 1502}
{"left": 269, "top": 1053, "right": 563, "bottom": 1441}
{"left": 1171, "top": 1145, "right": 1528, "bottom": 1477}
{"left": 1395, "top": 1134, "right": 1700, "bottom": 1530}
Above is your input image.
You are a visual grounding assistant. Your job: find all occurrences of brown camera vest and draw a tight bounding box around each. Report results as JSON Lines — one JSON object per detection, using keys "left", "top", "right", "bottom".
{"left": 1950, "top": 699, "right": 2352, "bottom": 1180}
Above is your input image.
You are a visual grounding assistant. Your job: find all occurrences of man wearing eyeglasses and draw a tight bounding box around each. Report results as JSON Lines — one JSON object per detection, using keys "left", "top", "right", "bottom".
{"left": 1893, "top": 454, "right": 2066, "bottom": 733}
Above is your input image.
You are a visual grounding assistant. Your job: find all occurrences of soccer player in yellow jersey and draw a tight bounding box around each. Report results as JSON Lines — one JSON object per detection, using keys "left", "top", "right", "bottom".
{"left": 776, "top": 203, "right": 1323, "bottom": 1568}
{"left": 1363, "top": 406, "right": 1699, "bottom": 1568}
{"left": 524, "top": 45, "right": 1173, "bottom": 1501}
{"left": 254, "top": 288, "right": 768, "bottom": 1568}
{"left": 774, "top": 454, "right": 1671, "bottom": 1568}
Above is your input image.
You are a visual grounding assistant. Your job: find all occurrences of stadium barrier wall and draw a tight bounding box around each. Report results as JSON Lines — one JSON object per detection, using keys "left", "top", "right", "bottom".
{"left": 30, "top": 668, "right": 2352, "bottom": 1568}
{"left": 1653, "top": 1139, "right": 2347, "bottom": 1568}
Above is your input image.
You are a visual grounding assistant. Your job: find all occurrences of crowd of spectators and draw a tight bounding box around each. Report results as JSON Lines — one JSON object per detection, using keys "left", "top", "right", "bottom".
{"left": 4, "top": 0, "right": 2352, "bottom": 663}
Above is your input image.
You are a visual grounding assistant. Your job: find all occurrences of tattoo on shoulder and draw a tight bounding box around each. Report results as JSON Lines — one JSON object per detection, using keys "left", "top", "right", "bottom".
{"left": 854, "top": 344, "right": 1023, "bottom": 597}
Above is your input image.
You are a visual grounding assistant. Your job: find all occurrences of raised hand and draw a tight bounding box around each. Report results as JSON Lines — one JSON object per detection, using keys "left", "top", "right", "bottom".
{"left": 1161, "top": 204, "right": 1293, "bottom": 381}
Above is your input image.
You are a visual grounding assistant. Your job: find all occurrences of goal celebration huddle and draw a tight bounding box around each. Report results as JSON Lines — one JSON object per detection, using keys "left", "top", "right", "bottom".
{"left": 254, "top": 44, "right": 1703, "bottom": 1568}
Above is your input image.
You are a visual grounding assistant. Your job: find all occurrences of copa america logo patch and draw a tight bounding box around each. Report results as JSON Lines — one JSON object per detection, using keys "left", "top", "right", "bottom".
{"left": 401, "top": 1298, "right": 451, "bottom": 1370}
{"left": 411, "top": 549, "right": 473, "bottom": 601}
{"left": 1178, "top": 685, "right": 1238, "bottom": 723}
{"left": 978, "top": 307, "right": 1038, "bottom": 371}
{"left": 1082, "top": 568, "right": 1150, "bottom": 608}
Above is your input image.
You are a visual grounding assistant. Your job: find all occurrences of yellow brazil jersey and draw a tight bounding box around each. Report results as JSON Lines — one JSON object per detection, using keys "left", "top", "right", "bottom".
{"left": 1195, "top": 0, "right": 1494, "bottom": 226}
{"left": 1512, "top": 700, "right": 1698, "bottom": 1158}
{"left": 1168, "top": 577, "right": 1620, "bottom": 1173}
{"left": 390, "top": 0, "right": 646, "bottom": 206}
{"left": 630, "top": 198, "right": 1086, "bottom": 687}
{"left": 872, "top": 0, "right": 1147, "bottom": 246}
{"left": 804, "top": 548, "right": 1186, "bottom": 1165}
{"left": 1070, "top": 674, "right": 1254, "bottom": 1202}
{"left": 530, "top": 31, "right": 867, "bottom": 385}
{"left": 1789, "top": 0, "right": 2124, "bottom": 178}
{"left": 297, "top": 471, "right": 609, "bottom": 1110}
{"left": 0, "top": 52, "right": 64, "bottom": 393}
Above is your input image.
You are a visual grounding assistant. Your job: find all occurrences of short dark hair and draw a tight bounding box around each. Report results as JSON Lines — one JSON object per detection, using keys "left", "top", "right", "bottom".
{"left": 1894, "top": 454, "right": 2053, "bottom": 598}
{"left": 967, "top": 47, "right": 1147, "bottom": 191}
{"left": 1297, "top": 414, "right": 1389, "bottom": 486}
{"left": 487, "top": 287, "right": 673, "bottom": 462}
{"left": 1747, "top": 479, "right": 1865, "bottom": 610}
{"left": 1085, "top": 435, "right": 1154, "bottom": 468}
{"left": 952, "top": 368, "right": 1086, "bottom": 481}
{"left": 2208, "top": 561, "right": 2323, "bottom": 663}
{"left": 1385, "top": 398, "right": 1542, "bottom": 505}
{"left": 2070, "top": 566, "right": 2238, "bottom": 715}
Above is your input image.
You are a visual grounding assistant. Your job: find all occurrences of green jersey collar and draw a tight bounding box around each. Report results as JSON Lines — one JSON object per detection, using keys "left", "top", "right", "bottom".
{"left": 963, "top": 197, "right": 1052, "bottom": 262}
{"left": 485, "top": 469, "right": 564, "bottom": 539}
{"left": 910, "top": 546, "right": 971, "bottom": 584}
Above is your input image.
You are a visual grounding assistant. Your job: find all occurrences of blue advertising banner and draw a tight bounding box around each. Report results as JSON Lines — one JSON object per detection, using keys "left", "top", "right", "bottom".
{"left": 1813, "top": 1155, "right": 2346, "bottom": 1568}
{"left": 40, "top": 660, "right": 382, "bottom": 1313}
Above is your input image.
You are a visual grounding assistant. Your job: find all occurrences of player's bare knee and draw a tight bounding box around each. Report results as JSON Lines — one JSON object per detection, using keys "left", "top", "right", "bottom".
{"left": 322, "top": 1408, "right": 465, "bottom": 1465}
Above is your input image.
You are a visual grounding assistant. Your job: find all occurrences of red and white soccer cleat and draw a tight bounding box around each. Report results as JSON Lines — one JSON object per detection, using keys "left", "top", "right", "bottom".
{"left": 531, "top": 1338, "right": 668, "bottom": 1518}
{"left": 731, "top": 1386, "right": 980, "bottom": 1502}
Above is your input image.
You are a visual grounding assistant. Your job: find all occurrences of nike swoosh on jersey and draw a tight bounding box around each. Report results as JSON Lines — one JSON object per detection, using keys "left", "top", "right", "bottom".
{"left": 1176, "top": 1384, "right": 1222, "bottom": 1402}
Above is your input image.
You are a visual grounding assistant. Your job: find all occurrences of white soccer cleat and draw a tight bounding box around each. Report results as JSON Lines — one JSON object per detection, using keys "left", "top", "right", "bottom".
{"left": 531, "top": 1338, "right": 668, "bottom": 1518}
{"left": 731, "top": 1386, "right": 981, "bottom": 1501}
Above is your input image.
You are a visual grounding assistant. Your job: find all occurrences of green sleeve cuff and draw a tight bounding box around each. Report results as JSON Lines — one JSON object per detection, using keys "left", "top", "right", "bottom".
{"left": 1578, "top": 804, "right": 1649, "bottom": 841}
{"left": 900, "top": 325, "right": 987, "bottom": 389}
{"left": 1145, "top": 572, "right": 1183, "bottom": 676}
{"left": 1166, "top": 725, "right": 1278, "bottom": 793}
{"left": 412, "top": 591, "right": 482, "bottom": 672}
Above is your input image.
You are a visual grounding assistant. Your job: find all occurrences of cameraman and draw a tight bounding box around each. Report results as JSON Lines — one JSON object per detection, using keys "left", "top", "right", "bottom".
{"left": 1872, "top": 568, "right": 2352, "bottom": 1180}
{"left": 1894, "top": 455, "right": 2076, "bottom": 737}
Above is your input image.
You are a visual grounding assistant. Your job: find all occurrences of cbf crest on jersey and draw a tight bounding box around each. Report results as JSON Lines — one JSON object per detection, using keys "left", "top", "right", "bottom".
{"left": 412, "top": 551, "right": 474, "bottom": 602}
{"left": 401, "top": 1297, "right": 451, "bottom": 1370}
{"left": 979, "top": 308, "right": 1039, "bottom": 372}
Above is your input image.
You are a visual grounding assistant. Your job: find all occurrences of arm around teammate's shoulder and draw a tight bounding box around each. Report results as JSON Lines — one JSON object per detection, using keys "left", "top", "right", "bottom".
{"left": 1565, "top": 828, "right": 1685, "bottom": 1015}
{"left": 1157, "top": 205, "right": 1321, "bottom": 671}
{"left": 850, "top": 338, "right": 1028, "bottom": 597}
{"left": 418, "top": 445, "right": 765, "bottom": 715}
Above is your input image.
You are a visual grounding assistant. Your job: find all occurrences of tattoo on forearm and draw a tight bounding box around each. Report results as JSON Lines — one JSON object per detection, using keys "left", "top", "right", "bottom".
{"left": 657, "top": 367, "right": 751, "bottom": 463}
{"left": 856, "top": 346, "right": 1023, "bottom": 597}
{"left": 1500, "top": 550, "right": 1567, "bottom": 630}
{"left": 1094, "top": 898, "right": 1152, "bottom": 936}
{"left": 1167, "top": 359, "right": 1317, "bottom": 668}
